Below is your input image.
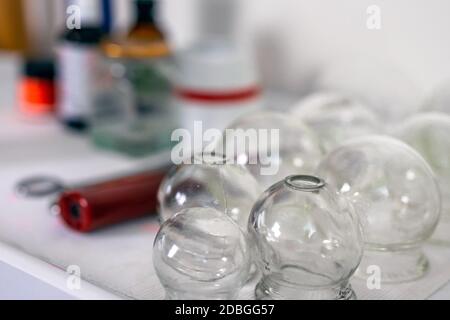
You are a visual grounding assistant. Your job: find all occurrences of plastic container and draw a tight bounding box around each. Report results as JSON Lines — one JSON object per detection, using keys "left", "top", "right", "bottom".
{"left": 174, "top": 40, "right": 262, "bottom": 138}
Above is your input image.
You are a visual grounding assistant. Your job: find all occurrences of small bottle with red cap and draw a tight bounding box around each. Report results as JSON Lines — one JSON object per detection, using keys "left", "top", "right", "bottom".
{"left": 18, "top": 58, "right": 56, "bottom": 117}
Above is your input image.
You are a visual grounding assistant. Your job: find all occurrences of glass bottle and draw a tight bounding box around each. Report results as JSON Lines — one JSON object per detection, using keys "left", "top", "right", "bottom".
{"left": 127, "top": 0, "right": 164, "bottom": 42}
{"left": 58, "top": 0, "right": 104, "bottom": 131}
{"left": 90, "top": 13, "right": 174, "bottom": 157}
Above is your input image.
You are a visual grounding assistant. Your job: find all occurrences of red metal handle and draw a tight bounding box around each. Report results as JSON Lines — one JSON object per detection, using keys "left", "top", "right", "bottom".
{"left": 58, "top": 170, "right": 167, "bottom": 232}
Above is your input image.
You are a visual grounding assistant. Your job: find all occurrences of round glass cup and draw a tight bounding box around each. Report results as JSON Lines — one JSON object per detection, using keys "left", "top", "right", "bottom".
{"left": 249, "top": 175, "right": 363, "bottom": 300}
{"left": 153, "top": 207, "right": 251, "bottom": 300}
{"left": 317, "top": 135, "right": 441, "bottom": 283}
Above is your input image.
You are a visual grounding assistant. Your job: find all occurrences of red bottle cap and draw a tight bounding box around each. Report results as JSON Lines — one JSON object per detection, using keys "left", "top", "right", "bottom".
{"left": 18, "top": 59, "right": 56, "bottom": 115}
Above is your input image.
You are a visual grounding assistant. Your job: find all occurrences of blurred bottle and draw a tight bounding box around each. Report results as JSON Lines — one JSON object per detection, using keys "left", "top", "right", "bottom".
{"left": 90, "top": 0, "right": 174, "bottom": 157}
{"left": 174, "top": 0, "right": 261, "bottom": 142}
{"left": 101, "top": 0, "right": 114, "bottom": 34}
{"left": 122, "top": 0, "right": 172, "bottom": 115}
{"left": 18, "top": 58, "right": 56, "bottom": 117}
{"left": 22, "top": 0, "right": 57, "bottom": 57}
{"left": 127, "top": 0, "right": 165, "bottom": 42}
{"left": 0, "top": 0, "right": 28, "bottom": 52}
{"left": 57, "top": 0, "right": 104, "bottom": 131}
{"left": 174, "top": 40, "right": 261, "bottom": 137}
{"left": 197, "top": 0, "right": 239, "bottom": 41}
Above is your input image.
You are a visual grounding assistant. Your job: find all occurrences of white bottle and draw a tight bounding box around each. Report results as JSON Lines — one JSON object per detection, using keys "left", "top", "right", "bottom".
{"left": 174, "top": 39, "right": 262, "bottom": 137}
{"left": 57, "top": 0, "right": 103, "bottom": 130}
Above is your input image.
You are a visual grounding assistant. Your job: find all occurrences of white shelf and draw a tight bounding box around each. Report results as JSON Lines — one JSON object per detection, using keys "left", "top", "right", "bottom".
{"left": 0, "top": 242, "right": 121, "bottom": 300}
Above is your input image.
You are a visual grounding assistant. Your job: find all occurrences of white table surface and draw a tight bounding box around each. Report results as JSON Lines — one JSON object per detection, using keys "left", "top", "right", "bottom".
{"left": 1, "top": 52, "right": 450, "bottom": 300}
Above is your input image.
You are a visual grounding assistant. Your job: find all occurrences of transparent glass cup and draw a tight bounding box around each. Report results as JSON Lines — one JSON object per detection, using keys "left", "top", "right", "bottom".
{"left": 290, "top": 91, "right": 381, "bottom": 153}
{"left": 317, "top": 135, "right": 441, "bottom": 283}
{"left": 153, "top": 207, "right": 251, "bottom": 300}
{"left": 157, "top": 153, "right": 262, "bottom": 228}
{"left": 249, "top": 175, "right": 363, "bottom": 300}
{"left": 157, "top": 153, "right": 262, "bottom": 280}
{"left": 316, "top": 57, "right": 422, "bottom": 124}
{"left": 395, "top": 112, "right": 450, "bottom": 244}
{"left": 214, "top": 111, "right": 323, "bottom": 191}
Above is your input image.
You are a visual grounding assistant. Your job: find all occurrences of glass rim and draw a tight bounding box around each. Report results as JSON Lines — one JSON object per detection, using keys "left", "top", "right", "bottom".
{"left": 284, "top": 175, "right": 325, "bottom": 191}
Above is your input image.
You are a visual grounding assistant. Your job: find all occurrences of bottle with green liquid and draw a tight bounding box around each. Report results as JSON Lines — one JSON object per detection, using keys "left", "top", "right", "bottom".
{"left": 91, "top": 0, "right": 175, "bottom": 157}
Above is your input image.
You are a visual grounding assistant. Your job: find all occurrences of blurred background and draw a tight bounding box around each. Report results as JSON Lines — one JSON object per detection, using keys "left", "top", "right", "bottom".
{"left": 2, "top": 0, "right": 450, "bottom": 92}
{"left": 1, "top": 0, "right": 450, "bottom": 143}
{"left": 1, "top": 0, "right": 450, "bottom": 122}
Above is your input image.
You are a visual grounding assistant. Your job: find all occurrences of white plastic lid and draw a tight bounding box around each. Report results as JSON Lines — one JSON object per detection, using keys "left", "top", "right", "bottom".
{"left": 174, "top": 40, "right": 260, "bottom": 92}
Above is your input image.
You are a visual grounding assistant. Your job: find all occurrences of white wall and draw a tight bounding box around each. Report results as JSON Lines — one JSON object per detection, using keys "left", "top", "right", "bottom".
{"left": 161, "top": 0, "right": 450, "bottom": 97}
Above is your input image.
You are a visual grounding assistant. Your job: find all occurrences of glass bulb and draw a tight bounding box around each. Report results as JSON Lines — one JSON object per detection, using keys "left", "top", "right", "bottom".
{"left": 157, "top": 153, "right": 262, "bottom": 229}
{"left": 290, "top": 91, "right": 381, "bottom": 152}
{"left": 395, "top": 112, "right": 450, "bottom": 244}
{"left": 317, "top": 58, "right": 422, "bottom": 123}
{"left": 249, "top": 175, "right": 363, "bottom": 300}
{"left": 153, "top": 207, "right": 251, "bottom": 300}
{"left": 214, "top": 111, "right": 323, "bottom": 191}
{"left": 317, "top": 135, "right": 441, "bottom": 283}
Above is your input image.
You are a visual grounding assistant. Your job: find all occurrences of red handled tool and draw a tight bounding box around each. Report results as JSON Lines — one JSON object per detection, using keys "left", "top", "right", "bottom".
{"left": 58, "top": 170, "right": 166, "bottom": 232}
{"left": 15, "top": 167, "right": 169, "bottom": 232}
